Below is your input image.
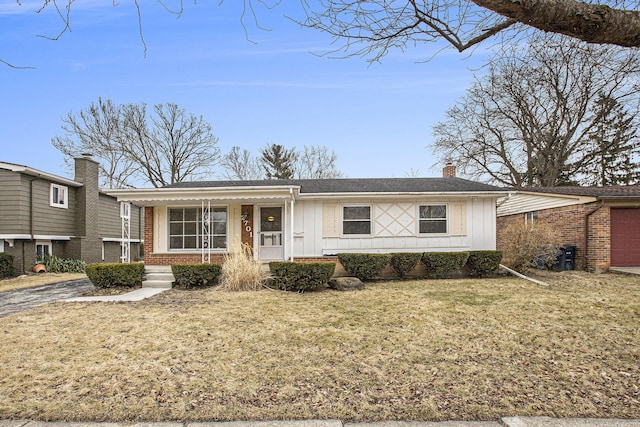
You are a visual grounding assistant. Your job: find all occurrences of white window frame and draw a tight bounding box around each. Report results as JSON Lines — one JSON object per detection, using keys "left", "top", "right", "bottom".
{"left": 168, "top": 206, "right": 228, "bottom": 251}
{"left": 0, "top": 240, "right": 4, "bottom": 252}
{"left": 342, "top": 205, "right": 372, "bottom": 236}
{"left": 525, "top": 211, "right": 539, "bottom": 224}
{"left": 50, "top": 183, "right": 68, "bottom": 209}
{"left": 36, "top": 240, "right": 52, "bottom": 261}
{"left": 418, "top": 204, "right": 448, "bottom": 235}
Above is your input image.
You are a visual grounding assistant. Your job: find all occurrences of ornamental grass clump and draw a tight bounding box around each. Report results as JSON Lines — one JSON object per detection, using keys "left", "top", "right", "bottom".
{"left": 219, "top": 244, "right": 269, "bottom": 291}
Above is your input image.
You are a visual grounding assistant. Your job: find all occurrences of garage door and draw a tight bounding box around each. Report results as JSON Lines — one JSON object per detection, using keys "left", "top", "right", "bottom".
{"left": 610, "top": 208, "right": 640, "bottom": 267}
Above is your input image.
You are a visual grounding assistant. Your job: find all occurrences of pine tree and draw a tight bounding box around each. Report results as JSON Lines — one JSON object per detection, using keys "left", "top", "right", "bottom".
{"left": 260, "top": 144, "right": 297, "bottom": 180}
{"left": 584, "top": 94, "right": 640, "bottom": 186}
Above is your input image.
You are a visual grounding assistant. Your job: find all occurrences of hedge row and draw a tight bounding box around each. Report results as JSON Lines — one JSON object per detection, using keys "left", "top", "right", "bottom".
{"left": 338, "top": 250, "right": 503, "bottom": 280}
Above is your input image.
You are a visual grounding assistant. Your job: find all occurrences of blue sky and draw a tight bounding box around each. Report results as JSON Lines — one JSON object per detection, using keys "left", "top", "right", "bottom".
{"left": 1, "top": 1, "right": 487, "bottom": 182}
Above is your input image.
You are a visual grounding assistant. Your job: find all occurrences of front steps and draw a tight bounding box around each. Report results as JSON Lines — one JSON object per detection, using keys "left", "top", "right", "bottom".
{"left": 143, "top": 265, "right": 174, "bottom": 289}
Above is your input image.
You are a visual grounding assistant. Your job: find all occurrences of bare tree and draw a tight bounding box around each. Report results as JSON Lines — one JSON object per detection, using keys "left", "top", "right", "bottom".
{"left": 220, "top": 146, "right": 265, "bottom": 180}
{"left": 294, "top": 145, "right": 344, "bottom": 179}
{"left": 52, "top": 98, "right": 139, "bottom": 188}
{"left": 431, "top": 35, "right": 640, "bottom": 187}
{"left": 52, "top": 99, "right": 220, "bottom": 188}
{"left": 301, "top": 0, "right": 640, "bottom": 62}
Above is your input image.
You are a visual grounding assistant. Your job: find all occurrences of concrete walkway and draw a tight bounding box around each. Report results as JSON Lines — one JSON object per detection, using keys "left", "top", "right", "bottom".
{"left": 609, "top": 266, "right": 640, "bottom": 276}
{"left": 65, "top": 287, "right": 169, "bottom": 302}
{"left": 1, "top": 418, "right": 639, "bottom": 427}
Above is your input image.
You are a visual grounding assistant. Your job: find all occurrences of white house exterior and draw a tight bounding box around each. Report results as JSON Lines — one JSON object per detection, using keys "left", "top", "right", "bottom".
{"left": 105, "top": 176, "right": 507, "bottom": 266}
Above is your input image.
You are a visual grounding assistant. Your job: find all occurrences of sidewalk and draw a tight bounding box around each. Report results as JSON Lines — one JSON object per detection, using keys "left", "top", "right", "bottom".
{"left": 2, "top": 418, "right": 639, "bottom": 427}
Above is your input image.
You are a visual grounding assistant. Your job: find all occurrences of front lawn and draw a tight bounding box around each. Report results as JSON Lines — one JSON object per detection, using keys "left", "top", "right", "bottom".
{"left": 0, "top": 273, "right": 87, "bottom": 292}
{"left": 0, "top": 271, "right": 638, "bottom": 422}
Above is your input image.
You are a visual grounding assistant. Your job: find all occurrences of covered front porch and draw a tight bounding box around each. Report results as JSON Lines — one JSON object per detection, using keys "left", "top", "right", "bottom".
{"left": 107, "top": 184, "right": 301, "bottom": 266}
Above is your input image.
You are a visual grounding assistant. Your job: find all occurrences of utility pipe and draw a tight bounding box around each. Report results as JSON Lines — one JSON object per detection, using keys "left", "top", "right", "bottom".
{"left": 499, "top": 264, "right": 550, "bottom": 287}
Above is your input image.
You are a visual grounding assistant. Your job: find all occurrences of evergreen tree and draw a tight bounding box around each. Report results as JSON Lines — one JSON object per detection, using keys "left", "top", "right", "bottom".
{"left": 260, "top": 144, "right": 297, "bottom": 180}
{"left": 584, "top": 94, "right": 640, "bottom": 186}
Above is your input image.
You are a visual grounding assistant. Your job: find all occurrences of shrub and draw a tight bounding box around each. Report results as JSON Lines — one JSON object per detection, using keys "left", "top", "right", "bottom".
{"left": 269, "top": 262, "right": 336, "bottom": 292}
{"left": 337, "top": 253, "right": 391, "bottom": 280}
{"left": 219, "top": 244, "right": 269, "bottom": 291}
{"left": 42, "top": 254, "right": 86, "bottom": 273}
{"left": 421, "top": 251, "right": 470, "bottom": 278}
{"left": 0, "top": 253, "right": 15, "bottom": 279}
{"left": 465, "top": 250, "right": 503, "bottom": 277}
{"left": 500, "top": 221, "right": 559, "bottom": 273}
{"left": 172, "top": 264, "right": 222, "bottom": 289}
{"left": 389, "top": 253, "right": 422, "bottom": 278}
{"left": 85, "top": 263, "right": 144, "bottom": 288}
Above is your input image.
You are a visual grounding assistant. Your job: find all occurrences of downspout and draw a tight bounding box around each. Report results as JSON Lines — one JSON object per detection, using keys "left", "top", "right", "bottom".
{"left": 290, "top": 187, "right": 295, "bottom": 262}
{"left": 584, "top": 200, "right": 605, "bottom": 271}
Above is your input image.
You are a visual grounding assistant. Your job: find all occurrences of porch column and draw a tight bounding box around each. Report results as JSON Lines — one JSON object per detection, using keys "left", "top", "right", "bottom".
{"left": 290, "top": 189, "right": 295, "bottom": 262}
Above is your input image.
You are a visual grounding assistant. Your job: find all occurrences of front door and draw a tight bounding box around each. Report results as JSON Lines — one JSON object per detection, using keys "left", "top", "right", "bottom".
{"left": 259, "top": 206, "right": 284, "bottom": 260}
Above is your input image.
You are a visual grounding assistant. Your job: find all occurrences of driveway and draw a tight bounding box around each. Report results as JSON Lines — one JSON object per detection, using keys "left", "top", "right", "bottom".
{"left": 0, "top": 278, "right": 94, "bottom": 318}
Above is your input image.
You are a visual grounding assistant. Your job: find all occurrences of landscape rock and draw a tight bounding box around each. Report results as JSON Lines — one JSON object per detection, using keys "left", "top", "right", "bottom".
{"left": 328, "top": 277, "right": 364, "bottom": 291}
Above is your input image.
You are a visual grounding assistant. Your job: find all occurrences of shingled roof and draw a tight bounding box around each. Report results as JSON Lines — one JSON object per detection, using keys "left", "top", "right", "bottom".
{"left": 164, "top": 177, "right": 506, "bottom": 194}
{"left": 519, "top": 185, "right": 640, "bottom": 199}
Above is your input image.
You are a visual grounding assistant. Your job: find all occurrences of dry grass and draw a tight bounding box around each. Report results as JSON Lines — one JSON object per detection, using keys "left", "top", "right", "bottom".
{"left": 0, "top": 273, "right": 87, "bottom": 292}
{"left": 0, "top": 271, "right": 638, "bottom": 423}
{"left": 218, "top": 244, "right": 270, "bottom": 291}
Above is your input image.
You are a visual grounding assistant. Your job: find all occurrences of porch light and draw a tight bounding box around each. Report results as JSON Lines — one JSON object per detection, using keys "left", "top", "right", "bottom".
{"left": 267, "top": 215, "right": 275, "bottom": 222}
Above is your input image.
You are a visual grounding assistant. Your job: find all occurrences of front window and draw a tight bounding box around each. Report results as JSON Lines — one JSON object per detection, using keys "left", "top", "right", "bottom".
{"left": 50, "top": 184, "right": 68, "bottom": 209}
{"left": 343, "top": 206, "right": 371, "bottom": 235}
{"left": 419, "top": 205, "right": 447, "bottom": 234}
{"left": 169, "top": 207, "right": 227, "bottom": 250}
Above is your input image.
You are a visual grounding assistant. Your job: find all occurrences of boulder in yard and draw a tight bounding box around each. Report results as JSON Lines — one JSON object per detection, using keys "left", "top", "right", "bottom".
{"left": 328, "top": 277, "right": 364, "bottom": 291}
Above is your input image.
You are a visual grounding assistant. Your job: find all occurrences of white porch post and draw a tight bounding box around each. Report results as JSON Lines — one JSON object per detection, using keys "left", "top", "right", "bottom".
{"left": 120, "top": 202, "right": 131, "bottom": 263}
{"left": 201, "top": 200, "right": 211, "bottom": 264}
{"left": 290, "top": 188, "right": 295, "bottom": 262}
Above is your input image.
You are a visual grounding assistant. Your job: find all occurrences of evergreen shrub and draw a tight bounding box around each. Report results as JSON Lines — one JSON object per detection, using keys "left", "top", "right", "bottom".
{"left": 172, "top": 264, "right": 222, "bottom": 289}
{"left": 337, "top": 253, "right": 391, "bottom": 280}
{"left": 421, "top": 251, "right": 470, "bottom": 278}
{"left": 389, "top": 252, "right": 422, "bottom": 278}
{"left": 85, "top": 262, "right": 144, "bottom": 288}
{"left": 269, "top": 262, "right": 336, "bottom": 292}
{"left": 0, "top": 253, "right": 15, "bottom": 279}
{"left": 465, "top": 250, "right": 503, "bottom": 277}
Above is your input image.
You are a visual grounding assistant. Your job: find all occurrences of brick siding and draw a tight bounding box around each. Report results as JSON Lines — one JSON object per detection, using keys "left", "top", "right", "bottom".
{"left": 497, "top": 202, "right": 611, "bottom": 272}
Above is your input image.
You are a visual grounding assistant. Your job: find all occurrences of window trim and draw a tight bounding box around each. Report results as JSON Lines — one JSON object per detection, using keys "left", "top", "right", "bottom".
{"left": 341, "top": 205, "right": 372, "bottom": 236}
{"left": 50, "top": 183, "right": 68, "bottom": 209}
{"left": 418, "top": 204, "right": 449, "bottom": 235}
{"left": 167, "top": 205, "right": 228, "bottom": 252}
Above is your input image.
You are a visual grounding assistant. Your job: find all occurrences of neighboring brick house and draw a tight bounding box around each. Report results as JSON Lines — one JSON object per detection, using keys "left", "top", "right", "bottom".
{"left": 0, "top": 156, "right": 143, "bottom": 273}
{"left": 497, "top": 186, "right": 640, "bottom": 272}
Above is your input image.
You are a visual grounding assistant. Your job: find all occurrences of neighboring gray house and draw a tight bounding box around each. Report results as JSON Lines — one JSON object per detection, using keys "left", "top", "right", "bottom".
{"left": 0, "top": 155, "right": 143, "bottom": 274}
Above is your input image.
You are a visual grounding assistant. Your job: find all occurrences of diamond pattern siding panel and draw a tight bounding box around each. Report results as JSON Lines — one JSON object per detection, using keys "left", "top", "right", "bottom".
{"left": 374, "top": 203, "right": 415, "bottom": 237}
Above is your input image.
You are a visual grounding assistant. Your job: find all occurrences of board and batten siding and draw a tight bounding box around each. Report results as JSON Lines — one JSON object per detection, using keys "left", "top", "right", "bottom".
{"left": 292, "top": 198, "right": 497, "bottom": 257}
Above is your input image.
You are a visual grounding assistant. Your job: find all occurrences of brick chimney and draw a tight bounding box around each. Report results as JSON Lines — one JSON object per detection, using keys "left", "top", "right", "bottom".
{"left": 443, "top": 162, "right": 456, "bottom": 178}
{"left": 69, "top": 153, "right": 102, "bottom": 263}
